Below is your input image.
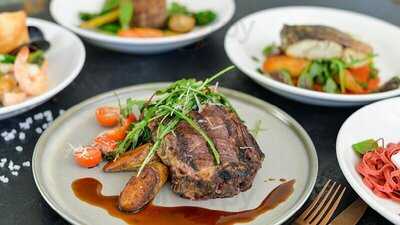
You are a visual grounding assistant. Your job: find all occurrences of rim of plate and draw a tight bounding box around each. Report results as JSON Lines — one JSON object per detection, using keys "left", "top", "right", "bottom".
{"left": 50, "top": 0, "right": 236, "bottom": 45}
{"left": 32, "top": 83, "right": 318, "bottom": 225}
{"left": 224, "top": 6, "right": 400, "bottom": 103}
{"left": 0, "top": 18, "right": 86, "bottom": 116}
{"left": 336, "top": 96, "right": 400, "bottom": 224}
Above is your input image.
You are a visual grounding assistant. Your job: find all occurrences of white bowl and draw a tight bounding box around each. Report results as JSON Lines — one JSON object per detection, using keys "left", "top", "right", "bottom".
{"left": 0, "top": 18, "right": 85, "bottom": 120}
{"left": 225, "top": 6, "right": 400, "bottom": 106}
{"left": 336, "top": 97, "right": 400, "bottom": 224}
{"left": 50, "top": 0, "right": 235, "bottom": 54}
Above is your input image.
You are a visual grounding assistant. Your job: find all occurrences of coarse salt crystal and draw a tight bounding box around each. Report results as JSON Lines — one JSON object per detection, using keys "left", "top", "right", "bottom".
{"left": 42, "top": 123, "right": 48, "bottom": 129}
{"left": 0, "top": 162, "right": 5, "bottom": 168}
{"left": 11, "top": 171, "right": 18, "bottom": 176}
{"left": 1, "top": 131, "right": 7, "bottom": 137}
{"left": 11, "top": 129, "right": 16, "bottom": 134}
{"left": 26, "top": 117, "right": 33, "bottom": 124}
{"left": 19, "top": 132, "right": 26, "bottom": 140}
{"left": 15, "top": 146, "right": 23, "bottom": 152}
{"left": 34, "top": 113, "right": 43, "bottom": 120}
{"left": 1, "top": 158, "right": 6, "bottom": 163}
{"left": 35, "top": 127, "right": 43, "bottom": 134}
{"left": 22, "top": 161, "right": 30, "bottom": 167}
{"left": 8, "top": 160, "right": 14, "bottom": 170}
{"left": 13, "top": 165, "right": 20, "bottom": 170}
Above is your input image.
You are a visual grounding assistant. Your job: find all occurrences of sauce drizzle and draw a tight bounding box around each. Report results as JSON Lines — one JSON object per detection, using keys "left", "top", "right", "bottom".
{"left": 72, "top": 178, "right": 295, "bottom": 225}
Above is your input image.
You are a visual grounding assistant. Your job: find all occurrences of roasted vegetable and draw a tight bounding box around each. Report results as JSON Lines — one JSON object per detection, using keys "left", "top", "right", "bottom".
{"left": 168, "top": 14, "right": 195, "bottom": 33}
{"left": 195, "top": 10, "right": 217, "bottom": 26}
{"left": 344, "top": 70, "right": 364, "bottom": 94}
{"left": 118, "top": 28, "right": 164, "bottom": 38}
{"left": 103, "top": 144, "right": 160, "bottom": 172}
{"left": 119, "top": 0, "right": 134, "bottom": 29}
{"left": 80, "top": 9, "right": 120, "bottom": 29}
{"left": 379, "top": 76, "right": 400, "bottom": 92}
{"left": 118, "top": 162, "right": 168, "bottom": 213}
{"left": 263, "top": 55, "right": 309, "bottom": 77}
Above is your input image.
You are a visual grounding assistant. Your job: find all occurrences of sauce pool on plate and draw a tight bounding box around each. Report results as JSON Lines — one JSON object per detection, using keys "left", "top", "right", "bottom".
{"left": 72, "top": 178, "right": 295, "bottom": 225}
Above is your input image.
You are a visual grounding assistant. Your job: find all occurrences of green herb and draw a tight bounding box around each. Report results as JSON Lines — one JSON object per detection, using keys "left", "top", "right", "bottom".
{"left": 262, "top": 43, "right": 279, "bottom": 57}
{"left": 352, "top": 139, "right": 379, "bottom": 155}
{"left": 0, "top": 54, "right": 16, "bottom": 64}
{"left": 298, "top": 72, "right": 314, "bottom": 89}
{"left": 119, "top": 0, "right": 134, "bottom": 29}
{"left": 270, "top": 70, "right": 293, "bottom": 85}
{"left": 99, "top": 23, "right": 121, "bottom": 34}
{"left": 168, "top": 2, "right": 190, "bottom": 15}
{"left": 195, "top": 10, "right": 217, "bottom": 26}
{"left": 102, "top": 0, "right": 120, "bottom": 13}
{"left": 250, "top": 120, "right": 266, "bottom": 138}
{"left": 79, "top": 12, "right": 99, "bottom": 21}
{"left": 323, "top": 77, "right": 338, "bottom": 93}
{"left": 113, "top": 66, "right": 236, "bottom": 175}
{"left": 28, "top": 50, "right": 45, "bottom": 66}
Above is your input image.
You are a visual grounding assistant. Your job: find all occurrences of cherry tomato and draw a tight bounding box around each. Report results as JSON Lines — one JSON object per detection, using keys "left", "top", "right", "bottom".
{"left": 95, "top": 106, "right": 120, "bottom": 127}
{"left": 93, "top": 133, "right": 118, "bottom": 155}
{"left": 73, "top": 146, "right": 102, "bottom": 168}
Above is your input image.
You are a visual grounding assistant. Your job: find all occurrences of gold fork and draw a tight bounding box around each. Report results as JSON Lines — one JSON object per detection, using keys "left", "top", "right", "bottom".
{"left": 293, "top": 180, "right": 346, "bottom": 225}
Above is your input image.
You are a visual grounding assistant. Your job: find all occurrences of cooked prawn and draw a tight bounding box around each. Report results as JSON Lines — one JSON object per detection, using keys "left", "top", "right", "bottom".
{"left": 2, "top": 91, "right": 27, "bottom": 106}
{"left": 14, "top": 46, "right": 48, "bottom": 96}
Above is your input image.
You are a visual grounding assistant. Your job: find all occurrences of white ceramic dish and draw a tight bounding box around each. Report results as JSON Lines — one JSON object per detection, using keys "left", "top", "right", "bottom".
{"left": 224, "top": 6, "right": 400, "bottom": 106}
{"left": 50, "top": 0, "right": 235, "bottom": 54}
{"left": 32, "top": 83, "right": 318, "bottom": 225}
{"left": 337, "top": 97, "right": 400, "bottom": 224}
{"left": 0, "top": 18, "right": 85, "bottom": 120}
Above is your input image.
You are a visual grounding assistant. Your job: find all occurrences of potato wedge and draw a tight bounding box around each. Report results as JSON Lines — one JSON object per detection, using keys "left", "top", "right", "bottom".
{"left": 118, "top": 162, "right": 169, "bottom": 213}
{"left": 103, "top": 143, "right": 159, "bottom": 173}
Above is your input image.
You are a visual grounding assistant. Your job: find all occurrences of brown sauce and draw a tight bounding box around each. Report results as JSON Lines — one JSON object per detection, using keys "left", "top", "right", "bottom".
{"left": 71, "top": 178, "right": 295, "bottom": 225}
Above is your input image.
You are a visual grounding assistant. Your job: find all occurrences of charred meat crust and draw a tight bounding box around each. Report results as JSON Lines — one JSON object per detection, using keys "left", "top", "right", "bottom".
{"left": 132, "top": 0, "right": 167, "bottom": 28}
{"left": 118, "top": 162, "right": 168, "bottom": 213}
{"left": 157, "top": 104, "right": 265, "bottom": 200}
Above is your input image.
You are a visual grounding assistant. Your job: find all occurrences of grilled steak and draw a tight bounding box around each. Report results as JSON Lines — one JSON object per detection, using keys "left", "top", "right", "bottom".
{"left": 131, "top": 0, "right": 167, "bottom": 28}
{"left": 156, "top": 104, "right": 265, "bottom": 200}
{"left": 281, "top": 25, "right": 372, "bottom": 60}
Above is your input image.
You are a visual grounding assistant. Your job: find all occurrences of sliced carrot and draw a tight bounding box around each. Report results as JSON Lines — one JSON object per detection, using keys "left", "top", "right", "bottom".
{"left": 344, "top": 70, "right": 365, "bottom": 94}
{"left": 313, "top": 84, "right": 323, "bottom": 92}
{"left": 262, "top": 55, "right": 310, "bottom": 77}
{"left": 367, "top": 77, "right": 380, "bottom": 92}
{"left": 349, "top": 65, "right": 370, "bottom": 83}
{"left": 118, "top": 28, "right": 164, "bottom": 38}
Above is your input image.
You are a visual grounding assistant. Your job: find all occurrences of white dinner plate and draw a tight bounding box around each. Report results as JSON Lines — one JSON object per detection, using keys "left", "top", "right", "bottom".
{"left": 0, "top": 18, "right": 85, "bottom": 120}
{"left": 337, "top": 97, "right": 400, "bottom": 224}
{"left": 224, "top": 6, "right": 400, "bottom": 106}
{"left": 32, "top": 83, "right": 318, "bottom": 225}
{"left": 50, "top": 0, "right": 235, "bottom": 54}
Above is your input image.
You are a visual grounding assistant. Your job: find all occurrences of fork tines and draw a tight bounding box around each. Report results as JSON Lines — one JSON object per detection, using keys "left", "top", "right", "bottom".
{"left": 296, "top": 179, "right": 346, "bottom": 225}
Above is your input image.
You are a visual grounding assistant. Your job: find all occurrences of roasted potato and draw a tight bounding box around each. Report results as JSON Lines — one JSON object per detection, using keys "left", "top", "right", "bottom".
{"left": 168, "top": 15, "right": 196, "bottom": 33}
{"left": 103, "top": 143, "right": 160, "bottom": 173}
{"left": 132, "top": 0, "right": 167, "bottom": 28}
{"left": 118, "top": 162, "right": 169, "bottom": 213}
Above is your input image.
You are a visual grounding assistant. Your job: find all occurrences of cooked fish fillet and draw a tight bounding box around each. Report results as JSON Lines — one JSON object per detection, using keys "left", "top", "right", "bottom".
{"left": 281, "top": 25, "right": 372, "bottom": 59}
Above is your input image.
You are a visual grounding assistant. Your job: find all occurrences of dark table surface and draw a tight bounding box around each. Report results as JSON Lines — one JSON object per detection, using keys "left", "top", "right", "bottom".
{"left": 1, "top": 0, "right": 400, "bottom": 224}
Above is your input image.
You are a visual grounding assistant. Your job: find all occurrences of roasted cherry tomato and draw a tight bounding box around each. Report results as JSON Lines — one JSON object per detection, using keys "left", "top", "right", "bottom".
{"left": 95, "top": 106, "right": 120, "bottom": 127}
{"left": 73, "top": 146, "right": 102, "bottom": 168}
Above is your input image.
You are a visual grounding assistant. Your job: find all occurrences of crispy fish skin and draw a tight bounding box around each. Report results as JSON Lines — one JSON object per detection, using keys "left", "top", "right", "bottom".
{"left": 103, "top": 143, "right": 159, "bottom": 173}
{"left": 281, "top": 25, "right": 372, "bottom": 59}
{"left": 118, "top": 162, "right": 169, "bottom": 213}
